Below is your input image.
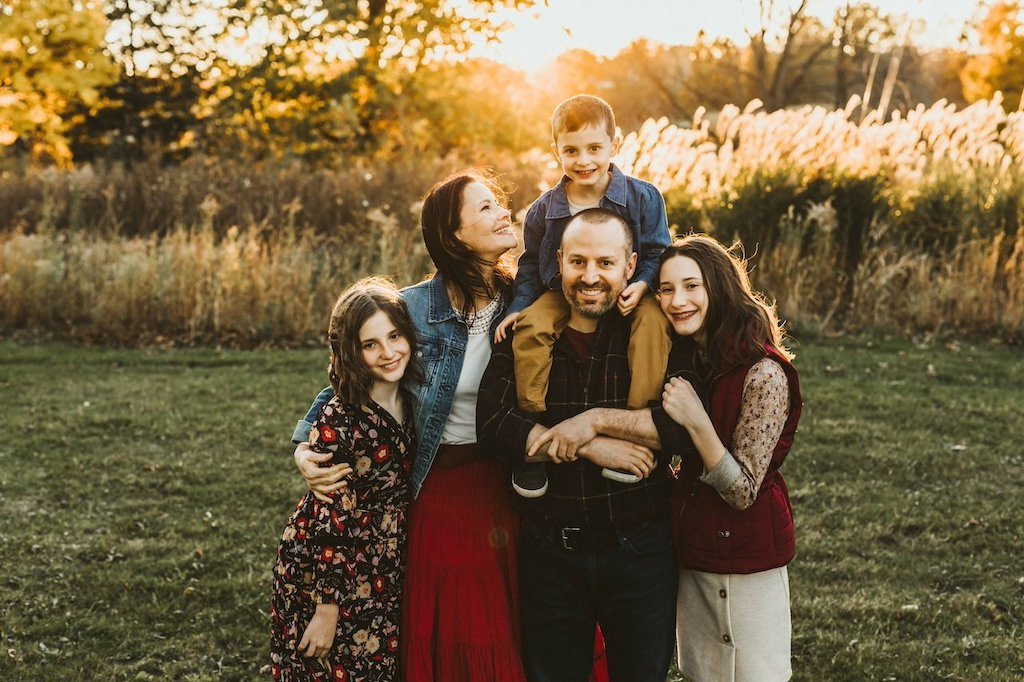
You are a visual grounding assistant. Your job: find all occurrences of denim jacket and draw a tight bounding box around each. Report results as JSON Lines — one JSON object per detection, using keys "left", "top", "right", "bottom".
{"left": 507, "top": 163, "right": 670, "bottom": 316}
{"left": 291, "top": 274, "right": 507, "bottom": 497}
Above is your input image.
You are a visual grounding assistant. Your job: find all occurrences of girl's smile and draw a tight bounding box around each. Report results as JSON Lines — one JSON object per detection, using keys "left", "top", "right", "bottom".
{"left": 657, "top": 255, "right": 708, "bottom": 341}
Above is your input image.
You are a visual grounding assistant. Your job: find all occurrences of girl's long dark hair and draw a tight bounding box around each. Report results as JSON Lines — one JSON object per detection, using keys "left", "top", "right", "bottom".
{"left": 327, "top": 276, "right": 424, "bottom": 406}
{"left": 420, "top": 169, "right": 514, "bottom": 318}
{"left": 660, "top": 234, "right": 793, "bottom": 375}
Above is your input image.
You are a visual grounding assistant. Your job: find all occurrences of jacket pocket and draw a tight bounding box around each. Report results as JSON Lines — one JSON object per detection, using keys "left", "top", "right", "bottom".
{"left": 415, "top": 336, "right": 446, "bottom": 385}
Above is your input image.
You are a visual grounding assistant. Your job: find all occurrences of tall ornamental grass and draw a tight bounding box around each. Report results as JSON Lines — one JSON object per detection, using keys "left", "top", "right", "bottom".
{"left": 617, "top": 95, "right": 1024, "bottom": 341}
{"left": 0, "top": 214, "right": 430, "bottom": 347}
{"left": 2, "top": 97, "right": 1023, "bottom": 345}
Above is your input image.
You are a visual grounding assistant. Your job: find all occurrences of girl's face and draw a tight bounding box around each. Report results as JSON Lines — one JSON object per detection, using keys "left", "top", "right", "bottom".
{"left": 455, "top": 181, "right": 517, "bottom": 262}
{"left": 359, "top": 310, "right": 411, "bottom": 387}
{"left": 657, "top": 255, "right": 708, "bottom": 341}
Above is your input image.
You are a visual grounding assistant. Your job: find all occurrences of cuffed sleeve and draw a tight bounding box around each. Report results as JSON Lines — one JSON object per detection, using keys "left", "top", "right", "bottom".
{"left": 699, "top": 449, "right": 743, "bottom": 492}
{"left": 291, "top": 386, "right": 335, "bottom": 445}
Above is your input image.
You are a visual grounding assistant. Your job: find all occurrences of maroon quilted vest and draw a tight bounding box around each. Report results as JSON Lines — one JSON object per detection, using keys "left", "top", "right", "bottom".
{"left": 671, "top": 343, "right": 802, "bottom": 574}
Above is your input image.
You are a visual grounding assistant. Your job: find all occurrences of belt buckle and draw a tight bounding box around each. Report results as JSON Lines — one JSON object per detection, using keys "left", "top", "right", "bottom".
{"left": 560, "top": 527, "right": 582, "bottom": 551}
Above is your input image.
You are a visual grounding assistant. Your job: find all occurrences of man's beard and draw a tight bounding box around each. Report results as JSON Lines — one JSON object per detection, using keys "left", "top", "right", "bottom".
{"left": 564, "top": 281, "right": 618, "bottom": 319}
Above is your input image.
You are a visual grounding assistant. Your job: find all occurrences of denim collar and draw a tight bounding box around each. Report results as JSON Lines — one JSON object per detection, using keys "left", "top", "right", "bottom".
{"left": 545, "top": 163, "right": 628, "bottom": 220}
{"left": 425, "top": 274, "right": 458, "bottom": 325}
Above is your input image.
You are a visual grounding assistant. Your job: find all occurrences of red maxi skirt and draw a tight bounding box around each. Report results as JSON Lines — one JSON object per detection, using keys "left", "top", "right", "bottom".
{"left": 400, "top": 457, "right": 609, "bottom": 682}
{"left": 401, "top": 458, "right": 526, "bottom": 681}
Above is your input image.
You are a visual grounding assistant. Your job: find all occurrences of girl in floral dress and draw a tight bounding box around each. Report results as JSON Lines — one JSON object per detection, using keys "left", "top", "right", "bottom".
{"left": 271, "top": 277, "right": 423, "bottom": 681}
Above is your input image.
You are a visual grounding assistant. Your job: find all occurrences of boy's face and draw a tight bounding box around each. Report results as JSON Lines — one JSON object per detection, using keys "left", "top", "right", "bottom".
{"left": 552, "top": 124, "right": 620, "bottom": 190}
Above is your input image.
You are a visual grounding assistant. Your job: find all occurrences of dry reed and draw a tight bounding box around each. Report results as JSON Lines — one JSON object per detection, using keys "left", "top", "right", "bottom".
{"left": 2, "top": 97, "right": 1022, "bottom": 345}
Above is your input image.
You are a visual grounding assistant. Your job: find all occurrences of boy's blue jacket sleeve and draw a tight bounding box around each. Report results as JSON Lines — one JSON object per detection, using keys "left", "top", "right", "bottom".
{"left": 632, "top": 183, "right": 671, "bottom": 293}
{"left": 291, "top": 386, "right": 335, "bottom": 444}
{"left": 508, "top": 201, "right": 546, "bottom": 316}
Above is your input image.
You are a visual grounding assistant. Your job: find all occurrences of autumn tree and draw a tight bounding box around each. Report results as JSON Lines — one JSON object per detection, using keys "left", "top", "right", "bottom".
{"left": 599, "top": 40, "right": 696, "bottom": 129}
{"left": 408, "top": 58, "right": 545, "bottom": 155}
{"left": 962, "top": 1, "right": 1024, "bottom": 111}
{"left": 672, "top": 0, "right": 837, "bottom": 112}
{"left": 831, "top": 2, "right": 899, "bottom": 108}
{"left": 66, "top": 0, "right": 220, "bottom": 163}
{"left": 196, "top": 0, "right": 537, "bottom": 161}
{"left": 66, "top": 0, "right": 536, "bottom": 163}
{"left": 0, "top": 0, "right": 117, "bottom": 165}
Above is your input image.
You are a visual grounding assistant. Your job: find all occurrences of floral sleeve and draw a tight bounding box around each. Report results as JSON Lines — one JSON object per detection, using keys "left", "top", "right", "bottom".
{"left": 701, "top": 359, "right": 790, "bottom": 510}
{"left": 307, "top": 400, "right": 357, "bottom": 604}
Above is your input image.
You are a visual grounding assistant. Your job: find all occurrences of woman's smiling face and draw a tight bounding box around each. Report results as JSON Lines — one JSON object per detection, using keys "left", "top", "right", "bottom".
{"left": 657, "top": 255, "right": 708, "bottom": 341}
{"left": 455, "top": 181, "right": 517, "bottom": 262}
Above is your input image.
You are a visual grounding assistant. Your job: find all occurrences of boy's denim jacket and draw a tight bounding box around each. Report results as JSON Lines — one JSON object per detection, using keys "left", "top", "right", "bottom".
{"left": 291, "top": 274, "right": 507, "bottom": 497}
{"left": 507, "top": 163, "right": 671, "bottom": 316}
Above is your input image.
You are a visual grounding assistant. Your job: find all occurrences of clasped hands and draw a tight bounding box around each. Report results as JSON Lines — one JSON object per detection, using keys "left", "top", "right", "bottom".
{"left": 527, "top": 411, "right": 655, "bottom": 481}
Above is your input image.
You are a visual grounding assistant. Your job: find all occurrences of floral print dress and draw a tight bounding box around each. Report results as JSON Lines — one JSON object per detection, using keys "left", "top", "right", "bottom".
{"left": 271, "top": 397, "right": 414, "bottom": 681}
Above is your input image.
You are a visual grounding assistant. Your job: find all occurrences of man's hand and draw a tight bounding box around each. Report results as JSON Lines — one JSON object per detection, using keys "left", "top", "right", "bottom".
{"left": 578, "top": 436, "right": 655, "bottom": 479}
{"left": 294, "top": 443, "right": 351, "bottom": 503}
{"left": 617, "top": 281, "right": 648, "bottom": 316}
{"left": 494, "top": 311, "right": 523, "bottom": 344}
{"left": 297, "top": 603, "right": 339, "bottom": 659}
{"left": 527, "top": 410, "right": 601, "bottom": 462}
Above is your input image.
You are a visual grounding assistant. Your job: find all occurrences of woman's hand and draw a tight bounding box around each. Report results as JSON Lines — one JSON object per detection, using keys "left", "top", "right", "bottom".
{"left": 294, "top": 443, "right": 351, "bottom": 503}
{"left": 662, "top": 377, "right": 711, "bottom": 430}
{"left": 527, "top": 410, "right": 600, "bottom": 462}
{"left": 297, "top": 603, "right": 339, "bottom": 659}
{"left": 494, "top": 311, "right": 522, "bottom": 344}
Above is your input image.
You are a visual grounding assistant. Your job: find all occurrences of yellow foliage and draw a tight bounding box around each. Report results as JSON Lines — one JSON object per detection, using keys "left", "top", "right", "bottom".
{"left": 0, "top": 0, "right": 117, "bottom": 165}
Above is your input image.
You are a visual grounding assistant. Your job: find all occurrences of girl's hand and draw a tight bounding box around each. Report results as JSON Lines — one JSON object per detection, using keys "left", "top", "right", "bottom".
{"left": 494, "top": 311, "right": 522, "bottom": 344}
{"left": 298, "top": 604, "right": 339, "bottom": 659}
{"left": 662, "top": 377, "right": 709, "bottom": 429}
{"left": 294, "top": 443, "right": 351, "bottom": 503}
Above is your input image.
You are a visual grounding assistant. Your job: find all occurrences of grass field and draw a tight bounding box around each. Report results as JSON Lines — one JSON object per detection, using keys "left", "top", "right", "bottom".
{"left": 1, "top": 337, "right": 1021, "bottom": 680}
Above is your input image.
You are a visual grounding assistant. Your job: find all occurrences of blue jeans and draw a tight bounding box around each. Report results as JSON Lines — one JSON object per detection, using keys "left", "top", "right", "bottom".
{"left": 519, "top": 517, "right": 678, "bottom": 682}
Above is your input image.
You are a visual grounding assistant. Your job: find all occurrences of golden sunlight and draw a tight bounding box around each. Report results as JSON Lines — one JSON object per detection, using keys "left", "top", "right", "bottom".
{"left": 469, "top": 0, "right": 976, "bottom": 74}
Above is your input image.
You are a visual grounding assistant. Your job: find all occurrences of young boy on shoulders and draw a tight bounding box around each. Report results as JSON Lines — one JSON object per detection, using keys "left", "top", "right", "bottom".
{"left": 493, "top": 94, "right": 672, "bottom": 497}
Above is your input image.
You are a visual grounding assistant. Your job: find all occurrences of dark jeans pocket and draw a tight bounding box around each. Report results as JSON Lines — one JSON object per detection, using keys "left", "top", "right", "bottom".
{"left": 621, "top": 519, "right": 673, "bottom": 556}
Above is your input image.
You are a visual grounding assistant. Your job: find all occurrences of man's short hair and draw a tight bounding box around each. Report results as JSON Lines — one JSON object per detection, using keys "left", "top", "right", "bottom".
{"left": 551, "top": 94, "right": 616, "bottom": 142}
{"left": 563, "top": 207, "right": 633, "bottom": 256}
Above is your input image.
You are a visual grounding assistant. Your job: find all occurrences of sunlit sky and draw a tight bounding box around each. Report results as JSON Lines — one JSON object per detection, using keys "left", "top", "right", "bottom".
{"left": 472, "top": 0, "right": 980, "bottom": 73}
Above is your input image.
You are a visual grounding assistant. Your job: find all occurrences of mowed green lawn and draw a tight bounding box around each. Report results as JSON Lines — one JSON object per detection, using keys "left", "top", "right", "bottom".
{"left": 1, "top": 337, "right": 1021, "bottom": 681}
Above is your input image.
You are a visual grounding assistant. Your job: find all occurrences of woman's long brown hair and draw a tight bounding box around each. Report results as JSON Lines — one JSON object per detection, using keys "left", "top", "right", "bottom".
{"left": 419, "top": 169, "right": 514, "bottom": 318}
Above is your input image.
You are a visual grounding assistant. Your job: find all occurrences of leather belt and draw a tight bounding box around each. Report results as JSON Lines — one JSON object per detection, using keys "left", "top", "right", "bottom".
{"left": 434, "top": 443, "right": 483, "bottom": 468}
{"left": 525, "top": 518, "right": 656, "bottom": 552}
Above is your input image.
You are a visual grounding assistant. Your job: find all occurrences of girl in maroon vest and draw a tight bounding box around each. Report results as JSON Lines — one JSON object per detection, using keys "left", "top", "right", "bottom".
{"left": 655, "top": 234, "right": 802, "bottom": 682}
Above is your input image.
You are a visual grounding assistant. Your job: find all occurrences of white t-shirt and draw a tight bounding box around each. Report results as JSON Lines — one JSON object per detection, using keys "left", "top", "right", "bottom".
{"left": 440, "top": 296, "right": 502, "bottom": 444}
{"left": 567, "top": 197, "right": 600, "bottom": 215}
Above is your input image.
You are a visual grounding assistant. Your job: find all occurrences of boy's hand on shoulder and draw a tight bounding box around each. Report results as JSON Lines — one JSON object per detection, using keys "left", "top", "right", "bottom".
{"left": 494, "top": 311, "right": 522, "bottom": 344}
{"left": 617, "top": 281, "right": 648, "bottom": 316}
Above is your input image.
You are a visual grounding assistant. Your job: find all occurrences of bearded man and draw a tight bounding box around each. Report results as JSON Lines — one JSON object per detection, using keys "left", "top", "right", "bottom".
{"left": 478, "top": 207, "right": 703, "bottom": 682}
